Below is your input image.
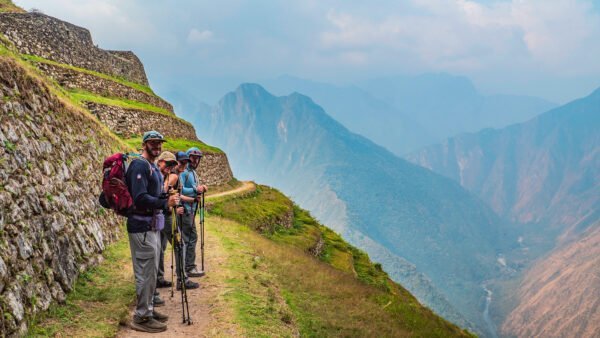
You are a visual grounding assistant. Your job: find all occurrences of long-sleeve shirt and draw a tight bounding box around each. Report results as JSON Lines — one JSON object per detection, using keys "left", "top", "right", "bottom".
{"left": 126, "top": 158, "right": 167, "bottom": 233}
{"left": 179, "top": 166, "right": 198, "bottom": 213}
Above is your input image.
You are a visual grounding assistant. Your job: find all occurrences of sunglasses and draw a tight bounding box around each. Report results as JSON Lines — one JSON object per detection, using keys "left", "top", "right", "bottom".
{"left": 166, "top": 161, "right": 178, "bottom": 167}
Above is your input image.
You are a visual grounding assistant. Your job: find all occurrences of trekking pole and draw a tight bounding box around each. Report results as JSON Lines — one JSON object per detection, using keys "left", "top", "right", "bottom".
{"left": 193, "top": 197, "right": 206, "bottom": 277}
{"left": 200, "top": 192, "right": 205, "bottom": 273}
{"left": 176, "top": 210, "right": 192, "bottom": 325}
{"left": 170, "top": 208, "right": 176, "bottom": 298}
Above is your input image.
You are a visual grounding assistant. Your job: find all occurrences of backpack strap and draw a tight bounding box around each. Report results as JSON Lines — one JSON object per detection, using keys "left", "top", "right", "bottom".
{"left": 131, "top": 157, "right": 154, "bottom": 176}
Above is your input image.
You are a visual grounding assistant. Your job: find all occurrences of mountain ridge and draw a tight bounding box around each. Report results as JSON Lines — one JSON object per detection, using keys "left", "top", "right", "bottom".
{"left": 195, "top": 82, "right": 517, "bottom": 335}
{"left": 408, "top": 86, "right": 600, "bottom": 337}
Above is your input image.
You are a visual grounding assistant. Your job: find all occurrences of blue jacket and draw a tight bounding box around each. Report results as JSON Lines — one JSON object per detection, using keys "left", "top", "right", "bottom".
{"left": 180, "top": 166, "right": 198, "bottom": 212}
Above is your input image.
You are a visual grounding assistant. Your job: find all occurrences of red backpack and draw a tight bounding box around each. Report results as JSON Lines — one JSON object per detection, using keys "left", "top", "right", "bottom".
{"left": 100, "top": 153, "right": 134, "bottom": 216}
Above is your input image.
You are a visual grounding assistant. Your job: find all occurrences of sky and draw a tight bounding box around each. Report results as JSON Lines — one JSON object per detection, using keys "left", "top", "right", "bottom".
{"left": 13, "top": 0, "right": 600, "bottom": 104}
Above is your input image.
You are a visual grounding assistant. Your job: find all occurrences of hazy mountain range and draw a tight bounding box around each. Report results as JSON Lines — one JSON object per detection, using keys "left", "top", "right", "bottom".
{"left": 260, "top": 74, "right": 556, "bottom": 155}
{"left": 192, "top": 83, "right": 521, "bottom": 335}
{"left": 409, "top": 87, "right": 600, "bottom": 337}
{"left": 173, "top": 76, "right": 598, "bottom": 337}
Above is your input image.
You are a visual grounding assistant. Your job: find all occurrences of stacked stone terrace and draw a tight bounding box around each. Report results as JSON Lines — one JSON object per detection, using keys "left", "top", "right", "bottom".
{"left": 0, "top": 12, "right": 233, "bottom": 185}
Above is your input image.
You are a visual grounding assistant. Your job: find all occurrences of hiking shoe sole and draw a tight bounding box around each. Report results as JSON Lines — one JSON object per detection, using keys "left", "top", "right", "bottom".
{"left": 187, "top": 271, "right": 205, "bottom": 277}
{"left": 130, "top": 321, "right": 167, "bottom": 333}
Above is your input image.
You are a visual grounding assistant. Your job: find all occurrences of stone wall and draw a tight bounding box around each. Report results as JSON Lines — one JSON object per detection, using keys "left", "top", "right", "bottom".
{"left": 34, "top": 62, "right": 173, "bottom": 112}
{"left": 0, "top": 12, "right": 148, "bottom": 85}
{"left": 199, "top": 153, "right": 234, "bottom": 186}
{"left": 83, "top": 102, "right": 197, "bottom": 140}
{"left": 0, "top": 57, "right": 124, "bottom": 336}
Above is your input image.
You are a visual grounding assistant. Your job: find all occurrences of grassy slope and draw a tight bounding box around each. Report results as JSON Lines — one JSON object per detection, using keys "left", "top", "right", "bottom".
{"left": 22, "top": 54, "right": 156, "bottom": 96}
{"left": 123, "top": 137, "right": 224, "bottom": 154}
{"left": 209, "top": 185, "right": 472, "bottom": 337}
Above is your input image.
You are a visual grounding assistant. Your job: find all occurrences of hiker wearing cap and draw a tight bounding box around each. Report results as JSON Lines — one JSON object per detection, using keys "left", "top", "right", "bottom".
{"left": 126, "top": 131, "right": 178, "bottom": 333}
{"left": 157, "top": 151, "right": 200, "bottom": 290}
{"left": 155, "top": 151, "right": 181, "bottom": 289}
{"left": 175, "top": 152, "right": 201, "bottom": 289}
{"left": 180, "top": 147, "right": 208, "bottom": 277}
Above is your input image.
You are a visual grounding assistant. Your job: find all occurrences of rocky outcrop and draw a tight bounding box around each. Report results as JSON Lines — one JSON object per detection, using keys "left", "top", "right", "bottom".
{"left": 198, "top": 153, "right": 234, "bottom": 186}
{"left": 0, "top": 12, "right": 148, "bottom": 85}
{"left": 34, "top": 62, "right": 173, "bottom": 112}
{"left": 83, "top": 102, "right": 196, "bottom": 140}
{"left": 0, "top": 56, "right": 123, "bottom": 336}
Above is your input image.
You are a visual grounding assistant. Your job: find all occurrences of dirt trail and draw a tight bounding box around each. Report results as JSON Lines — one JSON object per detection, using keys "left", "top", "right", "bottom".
{"left": 206, "top": 181, "right": 255, "bottom": 199}
{"left": 116, "top": 184, "right": 252, "bottom": 337}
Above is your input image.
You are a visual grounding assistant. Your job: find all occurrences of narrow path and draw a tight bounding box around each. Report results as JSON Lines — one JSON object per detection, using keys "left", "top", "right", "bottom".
{"left": 206, "top": 181, "right": 255, "bottom": 200}
{"left": 116, "top": 183, "right": 254, "bottom": 337}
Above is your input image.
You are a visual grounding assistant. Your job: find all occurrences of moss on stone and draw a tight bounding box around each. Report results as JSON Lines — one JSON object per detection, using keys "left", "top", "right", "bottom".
{"left": 68, "top": 88, "right": 174, "bottom": 116}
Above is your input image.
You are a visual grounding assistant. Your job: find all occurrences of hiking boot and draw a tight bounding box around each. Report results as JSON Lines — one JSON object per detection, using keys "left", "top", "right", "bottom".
{"left": 153, "top": 294, "right": 165, "bottom": 307}
{"left": 186, "top": 267, "right": 205, "bottom": 277}
{"left": 131, "top": 316, "right": 167, "bottom": 333}
{"left": 177, "top": 279, "right": 200, "bottom": 290}
{"left": 156, "top": 279, "right": 172, "bottom": 288}
{"left": 153, "top": 310, "right": 169, "bottom": 323}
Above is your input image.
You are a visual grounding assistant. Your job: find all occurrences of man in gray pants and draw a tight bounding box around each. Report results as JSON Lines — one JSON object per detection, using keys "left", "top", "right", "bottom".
{"left": 179, "top": 147, "right": 208, "bottom": 277}
{"left": 126, "top": 131, "right": 179, "bottom": 333}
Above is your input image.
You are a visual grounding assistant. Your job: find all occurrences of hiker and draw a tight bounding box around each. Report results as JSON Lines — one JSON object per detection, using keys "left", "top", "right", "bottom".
{"left": 179, "top": 147, "right": 208, "bottom": 277}
{"left": 157, "top": 151, "right": 200, "bottom": 290}
{"left": 155, "top": 151, "right": 178, "bottom": 289}
{"left": 126, "top": 130, "right": 178, "bottom": 333}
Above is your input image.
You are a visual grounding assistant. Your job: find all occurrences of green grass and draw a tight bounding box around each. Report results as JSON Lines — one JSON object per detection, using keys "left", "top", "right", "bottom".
{"left": 0, "top": 0, "right": 25, "bottom": 13}
{"left": 210, "top": 185, "right": 390, "bottom": 290}
{"left": 26, "top": 227, "right": 135, "bottom": 337}
{"left": 209, "top": 185, "right": 472, "bottom": 336}
{"left": 123, "top": 136, "right": 224, "bottom": 154}
{"left": 68, "top": 88, "right": 175, "bottom": 116}
{"left": 209, "top": 213, "right": 472, "bottom": 337}
{"left": 211, "top": 219, "right": 296, "bottom": 337}
{"left": 22, "top": 54, "right": 156, "bottom": 96}
{"left": 209, "top": 185, "right": 293, "bottom": 234}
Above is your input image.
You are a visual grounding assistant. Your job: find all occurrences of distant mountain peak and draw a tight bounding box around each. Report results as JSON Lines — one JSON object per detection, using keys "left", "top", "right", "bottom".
{"left": 235, "top": 82, "right": 271, "bottom": 96}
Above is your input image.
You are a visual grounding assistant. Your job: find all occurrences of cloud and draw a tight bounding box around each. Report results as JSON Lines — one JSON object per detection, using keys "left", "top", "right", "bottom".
{"left": 187, "top": 28, "right": 214, "bottom": 44}
{"left": 11, "top": 0, "right": 600, "bottom": 102}
{"left": 318, "top": 0, "right": 600, "bottom": 75}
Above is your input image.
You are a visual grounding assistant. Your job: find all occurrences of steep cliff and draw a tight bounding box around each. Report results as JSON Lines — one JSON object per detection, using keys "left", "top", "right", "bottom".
{"left": 502, "top": 224, "right": 600, "bottom": 338}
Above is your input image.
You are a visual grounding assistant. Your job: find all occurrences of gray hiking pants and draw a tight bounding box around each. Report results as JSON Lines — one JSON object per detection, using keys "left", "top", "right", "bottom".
{"left": 128, "top": 230, "right": 160, "bottom": 318}
{"left": 158, "top": 213, "right": 186, "bottom": 282}
{"left": 182, "top": 210, "right": 197, "bottom": 271}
